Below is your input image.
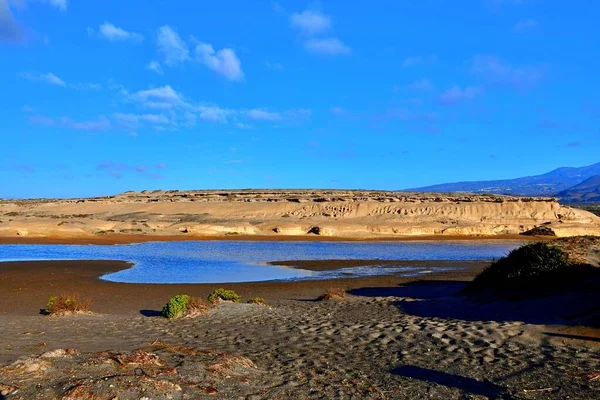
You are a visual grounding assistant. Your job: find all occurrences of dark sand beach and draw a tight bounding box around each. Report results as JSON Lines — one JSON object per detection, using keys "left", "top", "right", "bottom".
{"left": 0, "top": 258, "right": 599, "bottom": 399}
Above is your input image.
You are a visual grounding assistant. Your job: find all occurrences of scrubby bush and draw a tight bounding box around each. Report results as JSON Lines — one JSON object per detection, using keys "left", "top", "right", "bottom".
{"left": 44, "top": 295, "right": 90, "bottom": 315}
{"left": 161, "top": 295, "right": 210, "bottom": 319}
{"left": 247, "top": 297, "right": 267, "bottom": 305}
{"left": 466, "top": 242, "right": 570, "bottom": 293}
{"left": 187, "top": 297, "right": 210, "bottom": 314}
{"left": 319, "top": 288, "right": 347, "bottom": 301}
{"left": 161, "top": 294, "right": 190, "bottom": 319}
{"left": 207, "top": 288, "right": 241, "bottom": 304}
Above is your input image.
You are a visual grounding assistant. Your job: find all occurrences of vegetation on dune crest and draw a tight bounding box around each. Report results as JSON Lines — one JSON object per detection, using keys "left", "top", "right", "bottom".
{"left": 44, "top": 295, "right": 90, "bottom": 315}
{"left": 466, "top": 242, "right": 573, "bottom": 293}
{"left": 162, "top": 294, "right": 191, "bottom": 319}
{"left": 247, "top": 297, "right": 267, "bottom": 305}
{"left": 207, "top": 289, "right": 241, "bottom": 304}
{"left": 162, "top": 294, "right": 210, "bottom": 319}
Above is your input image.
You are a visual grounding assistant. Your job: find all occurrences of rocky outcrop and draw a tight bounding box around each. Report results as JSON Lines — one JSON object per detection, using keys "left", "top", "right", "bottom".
{"left": 1, "top": 190, "right": 599, "bottom": 239}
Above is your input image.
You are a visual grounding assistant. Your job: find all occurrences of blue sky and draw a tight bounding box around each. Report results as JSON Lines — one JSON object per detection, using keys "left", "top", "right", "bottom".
{"left": 1, "top": 0, "right": 599, "bottom": 198}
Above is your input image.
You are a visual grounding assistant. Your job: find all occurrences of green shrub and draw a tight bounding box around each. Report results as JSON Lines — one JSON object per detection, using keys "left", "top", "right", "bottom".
{"left": 247, "top": 297, "right": 267, "bottom": 305}
{"left": 466, "top": 242, "right": 569, "bottom": 293}
{"left": 46, "top": 296, "right": 57, "bottom": 313}
{"left": 207, "top": 288, "right": 241, "bottom": 304}
{"left": 44, "top": 294, "right": 90, "bottom": 315}
{"left": 161, "top": 294, "right": 190, "bottom": 319}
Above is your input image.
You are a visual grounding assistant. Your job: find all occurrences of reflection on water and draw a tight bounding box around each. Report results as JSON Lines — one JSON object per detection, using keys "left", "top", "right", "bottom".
{"left": 0, "top": 240, "right": 521, "bottom": 284}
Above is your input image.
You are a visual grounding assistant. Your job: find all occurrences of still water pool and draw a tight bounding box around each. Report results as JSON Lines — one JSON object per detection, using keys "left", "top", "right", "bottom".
{"left": 0, "top": 240, "right": 521, "bottom": 284}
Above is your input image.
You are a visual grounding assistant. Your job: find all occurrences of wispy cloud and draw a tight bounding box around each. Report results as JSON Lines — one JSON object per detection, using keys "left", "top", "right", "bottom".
{"left": 20, "top": 71, "right": 100, "bottom": 89}
{"left": 146, "top": 61, "right": 163, "bottom": 74}
{"left": 0, "top": 0, "right": 23, "bottom": 43}
{"left": 29, "top": 115, "right": 56, "bottom": 126}
{"left": 30, "top": 114, "right": 111, "bottom": 131}
{"left": 89, "top": 22, "right": 143, "bottom": 42}
{"left": 290, "top": 10, "right": 331, "bottom": 36}
{"left": 408, "top": 78, "right": 434, "bottom": 91}
{"left": 197, "top": 106, "right": 236, "bottom": 123}
{"left": 20, "top": 71, "right": 65, "bottom": 86}
{"left": 330, "top": 106, "right": 358, "bottom": 119}
{"left": 157, "top": 25, "right": 190, "bottom": 65}
{"left": 440, "top": 85, "right": 483, "bottom": 104}
{"left": 246, "top": 108, "right": 311, "bottom": 123}
{"left": 266, "top": 61, "right": 284, "bottom": 70}
{"left": 112, "top": 113, "right": 170, "bottom": 129}
{"left": 235, "top": 122, "right": 253, "bottom": 129}
{"left": 514, "top": 18, "right": 537, "bottom": 33}
{"left": 195, "top": 42, "right": 244, "bottom": 81}
{"left": 289, "top": 8, "right": 350, "bottom": 56}
{"left": 126, "top": 85, "right": 188, "bottom": 110}
{"left": 402, "top": 55, "right": 437, "bottom": 68}
{"left": 304, "top": 38, "right": 351, "bottom": 55}
{"left": 60, "top": 116, "right": 111, "bottom": 131}
{"left": 247, "top": 109, "right": 282, "bottom": 121}
{"left": 13, "top": 0, "right": 68, "bottom": 11}
{"left": 471, "top": 54, "right": 544, "bottom": 89}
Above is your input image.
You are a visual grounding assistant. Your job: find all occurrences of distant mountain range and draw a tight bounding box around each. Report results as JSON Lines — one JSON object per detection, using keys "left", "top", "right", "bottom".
{"left": 556, "top": 175, "right": 600, "bottom": 203}
{"left": 407, "top": 162, "right": 600, "bottom": 203}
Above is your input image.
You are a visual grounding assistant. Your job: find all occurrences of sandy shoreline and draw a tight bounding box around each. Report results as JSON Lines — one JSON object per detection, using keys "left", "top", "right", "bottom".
{"left": 0, "top": 259, "right": 487, "bottom": 316}
{"left": 0, "top": 258, "right": 599, "bottom": 398}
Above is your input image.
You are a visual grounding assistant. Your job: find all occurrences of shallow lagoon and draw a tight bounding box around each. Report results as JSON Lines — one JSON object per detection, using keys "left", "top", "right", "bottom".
{"left": 0, "top": 240, "right": 522, "bottom": 284}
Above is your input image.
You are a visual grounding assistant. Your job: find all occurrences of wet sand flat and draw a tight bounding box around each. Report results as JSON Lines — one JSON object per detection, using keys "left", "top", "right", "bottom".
{"left": 0, "top": 259, "right": 599, "bottom": 399}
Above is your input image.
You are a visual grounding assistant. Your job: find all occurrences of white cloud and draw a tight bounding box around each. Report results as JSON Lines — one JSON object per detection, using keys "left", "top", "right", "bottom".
{"left": 289, "top": 8, "right": 350, "bottom": 57}
{"left": 195, "top": 42, "right": 244, "bottom": 81}
{"left": 440, "top": 85, "right": 482, "bottom": 104}
{"left": 97, "top": 22, "right": 143, "bottom": 42}
{"left": 70, "top": 82, "right": 101, "bottom": 90}
{"left": 197, "top": 106, "right": 236, "bottom": 123}
{"left": 471, "top": 54, "right": 543, "bottom": 89}
{"left": 146, "top": 61, "right": 163, "bottom": 74}
{"left": 112, "top": 112, "right": 169, "bottom": 129}
{"left": 44, "top": 0, "right": 66, "bottom": 11}
{"left": 157, "top": 25, "right": 190, "bottom": 65}
{"left": 246, "top": 108, "right": 311, "bottom": 123}
{"left": 12, "top": 0, "right": 67, "bottom": 11}
{"left": 247, "top": 109, "right": 282, "bottom": 121}
{"left": 235, "top": 122, "right": 253, "bottom": 129}
{"left": 20, "top": 71, "right": 101, "bottom": 89}
{"left": 290, "top": 10, "right": 331, "bottom": 36}
{"left": 128, "top": 85, "right": 187, "bottom": 109}
{"left": 20, "top": 71, "right": 66, "bottom": 86}
{"left": 304, "top": 37, "right": 351, "bottom": 55}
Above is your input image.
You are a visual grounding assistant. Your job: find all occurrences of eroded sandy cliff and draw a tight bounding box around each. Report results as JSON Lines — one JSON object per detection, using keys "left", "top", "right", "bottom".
{"left": 1, "top": 190, "right": 599, "bottom": 240}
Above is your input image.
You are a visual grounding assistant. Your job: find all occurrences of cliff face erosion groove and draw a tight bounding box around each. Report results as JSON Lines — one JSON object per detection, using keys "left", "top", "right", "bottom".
{"left": 1, "top": 190, "right": 599, "bottom": 240}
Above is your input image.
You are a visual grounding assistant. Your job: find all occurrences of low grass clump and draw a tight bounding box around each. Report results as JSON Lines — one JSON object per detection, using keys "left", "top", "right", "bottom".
{"left": 466, "top": 242, "right": 571, "bottom": 294}
{"left": 207, "top": 288, "right": 241, "bottom": 304}
{"left": 247, "top": 297, "right": 267, "bottom": 306}
{"left": 161, "top": 295, "right": 209, "bottom": 319}
{"left": 44, "top": 295, "right": 90, "bottom": 316}
{"left": 318, "top": 287, "right": 347, "bottom": 301}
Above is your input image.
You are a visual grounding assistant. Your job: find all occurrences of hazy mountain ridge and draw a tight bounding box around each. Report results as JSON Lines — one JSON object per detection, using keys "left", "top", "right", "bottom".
{"left": 408, "top": 162, "right": 600, "bottom": 199}
{"left": 556, "top": 175, "right": 600, "bottom": 203}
